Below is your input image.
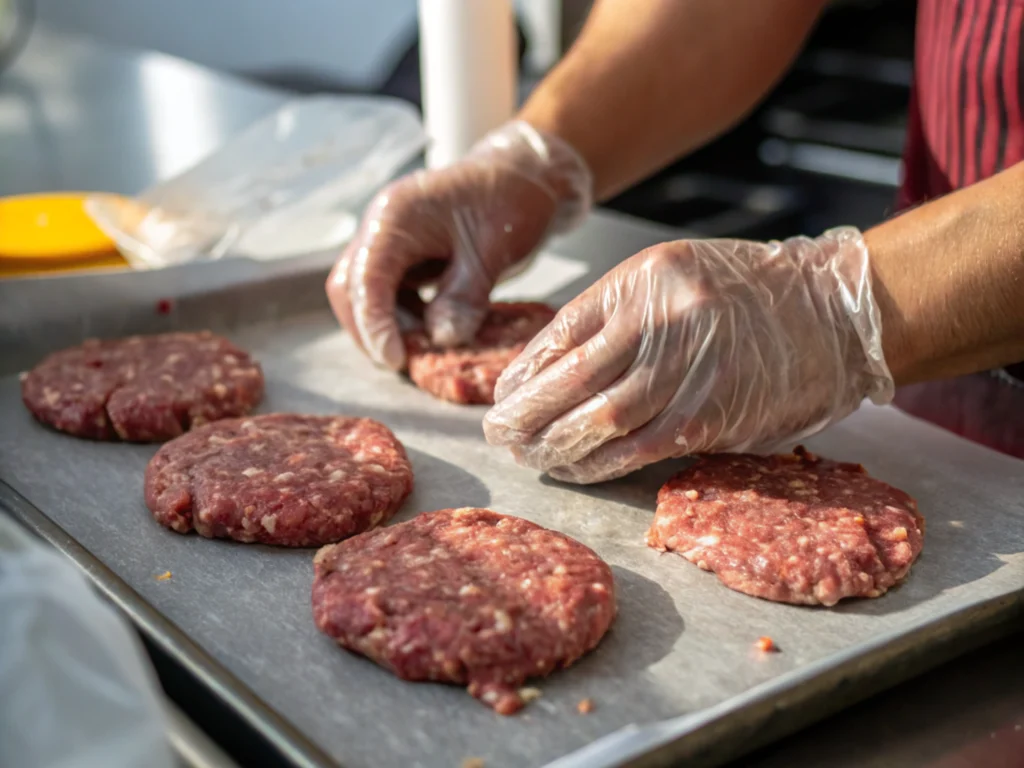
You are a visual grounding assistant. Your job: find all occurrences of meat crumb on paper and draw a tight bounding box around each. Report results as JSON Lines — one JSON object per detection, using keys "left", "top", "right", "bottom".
{"left": 518, "top": 687, "right": 542, "bottom": 704}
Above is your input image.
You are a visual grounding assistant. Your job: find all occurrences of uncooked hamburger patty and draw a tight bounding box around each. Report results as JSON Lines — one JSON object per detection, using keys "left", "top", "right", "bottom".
{"left": 403, "top": 302, "right": 556, "bottom": 405}
{"left": 21, "top": 331, "right": 263, "bottom": 442}
{"left": 145, "top": 414, "right": 413, "bottom": 547}
{"left": 312, "top": 507, "right": 616, "bottom": 714}
{"left": 646, "top": 447, "right": 924, "bottom": 606}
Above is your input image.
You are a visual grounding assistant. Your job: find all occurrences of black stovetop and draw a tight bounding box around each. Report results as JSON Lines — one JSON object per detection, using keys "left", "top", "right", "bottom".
{"left": 603, "top": 0, "right": 918, "bottom": 238}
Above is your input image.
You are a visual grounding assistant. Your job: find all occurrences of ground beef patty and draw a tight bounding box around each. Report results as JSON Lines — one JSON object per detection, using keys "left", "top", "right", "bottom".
{"left": 21, "top": 332, "right": 263, "bottom": 442}
{"left": 312, "top": 507, "right": 616, "bottom": 714}
{"left": 647, "top": 447, "right": 924, "bottom": 606}
{"left": 403, "top": 302, "right": 556, "bottom": 405}
{"left": 145, "top": 414, "right": 413, "bottom": 546}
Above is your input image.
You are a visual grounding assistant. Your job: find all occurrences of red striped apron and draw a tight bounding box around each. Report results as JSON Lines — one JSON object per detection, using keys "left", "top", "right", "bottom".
{"left": 895, "top": 0, "right": 1024, "bottom": 459}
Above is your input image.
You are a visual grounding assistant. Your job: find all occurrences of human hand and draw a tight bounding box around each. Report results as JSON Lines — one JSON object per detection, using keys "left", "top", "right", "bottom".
{"left": 327, "top": 121, "right": 592, "bottom": 370}
{"left": 483, "top": 227, "right": 894, "bottom": 483}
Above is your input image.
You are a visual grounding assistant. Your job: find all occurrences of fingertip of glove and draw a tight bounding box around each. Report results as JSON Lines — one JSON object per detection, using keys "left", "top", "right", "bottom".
{"left": 492, "top": 376, "right": 513, "bottom": 405}
{"left": 546, "top": 463, "right": 617, "bottom": 485}
{"left": 425, "top": 305, "right": 482, "bottom": 348}
{"left": 426, "top": 317, "right": 463, "bottom": 348}
{"left": 481, "top": 410, "right": 530, "bottom": 447}
{"left": 376, "top": 333, "right": 407, "bottom": 371}
{"left": 545, "top": 465, "right": 579, "bottom": 484}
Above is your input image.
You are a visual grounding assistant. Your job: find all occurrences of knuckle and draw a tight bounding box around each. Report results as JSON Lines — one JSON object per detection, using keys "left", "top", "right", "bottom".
{"left": 369, "top": 176, "right": 427, "bottom": 223}
{"left": 563, "top": 350, "right": 606, "bottom": 396}
{"left": 637, "top": 241, "right": 696, "bottom": 272}
{"left": 546, "top": 313, "right": 578, "bottom": 350}
{"left": 366, "top": 181, "right": 401, "bottom": 214}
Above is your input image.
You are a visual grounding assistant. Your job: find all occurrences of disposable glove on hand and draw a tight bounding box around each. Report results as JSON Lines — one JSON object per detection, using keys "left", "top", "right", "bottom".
{"left": 483, "top": 227, "right": 894, "bottom": 483}
{"left": 327, "top": 121, "right": 593, "bottom": 370}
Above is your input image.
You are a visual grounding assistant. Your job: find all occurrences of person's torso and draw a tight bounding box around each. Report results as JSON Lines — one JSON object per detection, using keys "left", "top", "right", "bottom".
{"left": 896, "top": 0, "right": 1024, "bottom": 459}
{"left": 901, "top": 0, "right": 1024, "bottom": 205}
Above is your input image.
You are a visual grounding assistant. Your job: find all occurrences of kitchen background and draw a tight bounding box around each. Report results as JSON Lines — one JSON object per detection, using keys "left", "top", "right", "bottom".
{"left": 35, "top": 0, "right": 915, "bottom": 240}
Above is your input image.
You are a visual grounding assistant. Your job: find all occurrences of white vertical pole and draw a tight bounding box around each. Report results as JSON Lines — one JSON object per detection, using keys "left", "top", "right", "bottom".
{"left": 418, "top": 0, "right": 518, "bottom": 169}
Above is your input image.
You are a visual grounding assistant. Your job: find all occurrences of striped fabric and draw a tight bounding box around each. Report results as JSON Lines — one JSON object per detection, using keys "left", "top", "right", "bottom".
{"left": 900, "top": 0, "right": 1024, "bottom": 207}
{"left": 893, "top": 1, "right": 1024, "bottom": 458}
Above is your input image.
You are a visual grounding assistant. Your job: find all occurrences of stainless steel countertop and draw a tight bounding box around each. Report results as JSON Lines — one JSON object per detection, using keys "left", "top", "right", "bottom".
{"left": 2, "top": 22, "right": 1021, "bottom": 768}
{"left": 0, "top": 25, "right": 282, "bottom": 197}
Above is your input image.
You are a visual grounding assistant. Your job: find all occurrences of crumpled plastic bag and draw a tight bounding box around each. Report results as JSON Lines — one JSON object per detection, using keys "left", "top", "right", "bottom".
{"left": 86, "top": 95, "right": 426, "bottom": 268}
{"left": 0, "top": 520, "right": 175, "bottom": 768}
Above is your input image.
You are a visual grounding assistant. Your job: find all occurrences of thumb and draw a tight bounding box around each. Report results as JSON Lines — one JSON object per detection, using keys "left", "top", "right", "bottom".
{"left": 425, "top": 207, "right": 501, "bottom": 346}
{"left": 425, "top": 263, "right": 493, "bottom": 347}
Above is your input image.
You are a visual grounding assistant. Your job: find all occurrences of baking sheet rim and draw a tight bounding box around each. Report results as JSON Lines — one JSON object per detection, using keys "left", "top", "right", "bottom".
{"left": 4, "top": 479, "right": 1021, "bottom": 768}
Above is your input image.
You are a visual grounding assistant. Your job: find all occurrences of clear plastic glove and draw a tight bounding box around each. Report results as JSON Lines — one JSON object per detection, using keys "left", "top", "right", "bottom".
{"left": 483, "top": 227, "right": 894, "bottom": 484}
{"left": 327, "top": 120, "right": 593, "bottom": 370}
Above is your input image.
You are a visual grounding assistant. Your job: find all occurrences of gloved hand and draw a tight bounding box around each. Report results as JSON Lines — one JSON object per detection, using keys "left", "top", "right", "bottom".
{"left": 483, "top": 227, "right": 894, "bottom": 483}
{"left": 327, "top": 121, "right": 593, "bottom": 370}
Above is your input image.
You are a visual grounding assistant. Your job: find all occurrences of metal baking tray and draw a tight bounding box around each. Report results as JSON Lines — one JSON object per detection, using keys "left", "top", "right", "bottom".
{"left": 2, "top": 216, "right": 1024, "bottom": 768}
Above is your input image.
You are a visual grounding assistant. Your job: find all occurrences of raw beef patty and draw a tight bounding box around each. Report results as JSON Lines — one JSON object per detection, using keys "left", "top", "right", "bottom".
{"left": 646, "top": 447, "right": 924, "bottom": 606}
{"left": 312, "top": 507, "right": 616, "bottom": 714}
{"left": 145, "top": 414, "right": 413, "bottom": 547}
{"left": 403, "top": 302, "right": 556, "bottom": 405}
{"left": 21, "top": 331, "right": 263, "bottom": 442}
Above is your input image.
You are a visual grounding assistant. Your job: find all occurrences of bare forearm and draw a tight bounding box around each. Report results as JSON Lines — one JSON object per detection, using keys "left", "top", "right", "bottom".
{"left": 865, "top": 161, "right": 1024, "bottom": 386}
{"left": 518, "top": 0, "right": 827, "bottom": 200}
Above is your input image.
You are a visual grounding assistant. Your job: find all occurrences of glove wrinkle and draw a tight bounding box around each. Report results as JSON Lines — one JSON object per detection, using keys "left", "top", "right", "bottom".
{"left": 485, "top": 229, "right": 894, "bottom": 483}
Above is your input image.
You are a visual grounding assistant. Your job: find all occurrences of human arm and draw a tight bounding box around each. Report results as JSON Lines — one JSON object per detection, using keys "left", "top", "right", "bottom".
{"left": 866, "top": 160, "right": 1024, "bottom": 385}
{"left": 518, "top": 0, "right": 829, "bottom": 200}
{"left": 327, "top": 0, "right": 827, "bottom": 367}
{"left": 482, "top": 163, "right": 1024, "bottom": 483}
{"left": 326, "top": 122, "right": 592, "bottom": 369}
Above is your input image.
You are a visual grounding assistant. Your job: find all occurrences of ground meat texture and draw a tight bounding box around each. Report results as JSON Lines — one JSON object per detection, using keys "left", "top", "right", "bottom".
{"left": 20, "top": 332, "right": 264, "bottom": 442}
{"left": 145, "top": 414, "right": 413, "bottom": 547}
{"left": 312, "top": 508, "right": 616, "bottom": 714}
{"left": 403, "top": 302, "right": 556, "bottom": 405}
{"left": 646, "top": 447, "right": 925, "bottom": 607}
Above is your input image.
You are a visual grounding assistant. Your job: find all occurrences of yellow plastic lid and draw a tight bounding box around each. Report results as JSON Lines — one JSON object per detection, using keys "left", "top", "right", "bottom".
{"left": 0, "top": 192, "right": 129, "bottom": 276}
